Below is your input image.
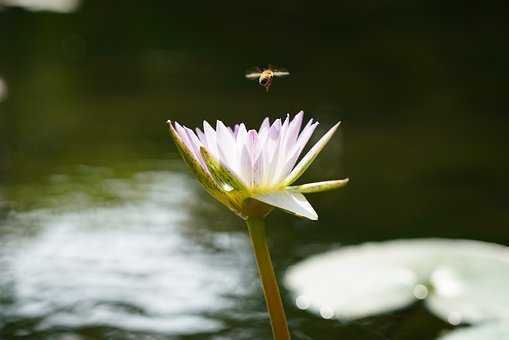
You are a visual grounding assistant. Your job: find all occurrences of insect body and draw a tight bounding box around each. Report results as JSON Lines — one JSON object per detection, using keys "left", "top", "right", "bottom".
{"left": 245, "top": 66, "right": 290, "bottom": 92}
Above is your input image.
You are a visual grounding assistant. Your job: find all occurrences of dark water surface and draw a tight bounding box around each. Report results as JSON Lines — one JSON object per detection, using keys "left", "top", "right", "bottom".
{"left": 1, "top": 1, "right": 508, "bottom": 339}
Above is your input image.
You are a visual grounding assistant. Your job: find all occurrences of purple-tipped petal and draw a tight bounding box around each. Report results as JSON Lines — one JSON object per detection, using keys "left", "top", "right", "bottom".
{"left": 263, "top": 119, "right": 283, "bottom": 185}
{"left": 256, "top": 121, "right": 270, "bottom": 162}
{"left": 283, "top": 122, "right": 341, "bottom": 186}
{"left": 174, "top": 123, "right": 196, "bottom": 159}
{"left": 240, "top": 144, "right": 252, "bottom": 186}
{"left": 195, "top": 127, "right": 206, "bottom": 145}
{"left": 216, "top": 120, "right": 237, "bottom": 168}
{"left": 285, "top": 111, "right": 304, "bottom": 147}
{"left": 259, "top": 117, "right": 270, "bottom": 133}
{"left": 184, "top": 127, "right": 207, "bottom": 170}
{"left": 245, "top": 129, "right": 258, "bottom": 158}
{"left": 297, "top": 120, "right": 319, "bottom": 155}
{"left": 203, "top": 121, "right": 219, "bottom": 158}
{"left": 168, "top": 120, "right": 216, "bottom": 185}
{"left": 252, "top": 151, "right": 264, "bottom": 187}
{"left": 272, "top": 112, "right": 305, "bottom": 183}
{"left": 269, "top": 118, "right": 282, "bottom": 138}
{"left": 278, "top": 120, "right": 319, "bottom": 178}
{"left": 236, "top": 123, "right": 248, "bottom": 144}
{"left": 281, "top": 114, "right": 290, "bottom": 133}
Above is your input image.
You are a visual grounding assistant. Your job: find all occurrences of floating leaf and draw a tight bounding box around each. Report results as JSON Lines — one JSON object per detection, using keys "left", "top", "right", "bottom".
{"left": 425, "top": 242, "right": 509, "bottom": 324}
{"left": 284, "top": 239, "right": 509, "bottom": 323}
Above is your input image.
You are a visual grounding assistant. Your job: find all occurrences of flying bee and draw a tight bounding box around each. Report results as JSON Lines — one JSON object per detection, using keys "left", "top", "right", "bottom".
{"left": 245, "top": 65, "right": 290, "bottom": 92}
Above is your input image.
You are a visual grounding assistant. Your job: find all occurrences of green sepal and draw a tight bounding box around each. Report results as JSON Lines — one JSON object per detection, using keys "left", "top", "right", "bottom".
{"left": 287, "top": 178, "right": 349, "bottom": 193}
{"left": 167, "top": 120, "right": 245, "bottom": 216}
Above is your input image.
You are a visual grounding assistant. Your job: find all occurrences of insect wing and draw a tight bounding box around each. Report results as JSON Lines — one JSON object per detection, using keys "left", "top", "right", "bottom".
{"left": 245, "top": 66, "right": 262, "bottom": 80}
{"left": 245, "top": 72, "right": 261, "bottom": 80}
{"left": 272, "top": 67, "right": 290, "bottom": 78}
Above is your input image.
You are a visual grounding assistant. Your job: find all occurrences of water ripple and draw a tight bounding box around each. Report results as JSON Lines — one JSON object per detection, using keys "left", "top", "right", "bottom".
{"left": 0, "top": 170, "right": 251, "bottom": 336}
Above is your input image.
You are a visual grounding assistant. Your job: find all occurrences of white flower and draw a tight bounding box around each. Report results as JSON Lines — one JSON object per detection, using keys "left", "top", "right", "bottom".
{"left": 167, "top": 111, "right": 348, "bottom": 220}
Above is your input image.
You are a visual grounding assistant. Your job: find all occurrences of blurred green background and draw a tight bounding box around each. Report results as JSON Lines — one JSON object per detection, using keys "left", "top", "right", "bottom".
{"left": 0, "top": 1, "right": 508, "bottom": 339}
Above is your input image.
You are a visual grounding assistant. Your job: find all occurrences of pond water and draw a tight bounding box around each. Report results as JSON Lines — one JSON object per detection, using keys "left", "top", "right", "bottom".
{"left": 1, "top": 1, "right": 508, "bottom": 339}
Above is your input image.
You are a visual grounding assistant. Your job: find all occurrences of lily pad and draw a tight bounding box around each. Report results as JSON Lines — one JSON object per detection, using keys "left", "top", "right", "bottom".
{"left": 284, "top": 239, "right": 509, "bottom": 324}
{"left": 437, "top": 322, "right": 509, "bottom": 340}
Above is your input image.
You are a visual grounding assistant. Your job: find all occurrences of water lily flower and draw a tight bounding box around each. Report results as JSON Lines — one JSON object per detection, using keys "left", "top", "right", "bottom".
{"left": 166, "top": 111, "right": 348, "bottom": 340}
{"left": 167, "top": 111, "right": 348, "bottom": 221}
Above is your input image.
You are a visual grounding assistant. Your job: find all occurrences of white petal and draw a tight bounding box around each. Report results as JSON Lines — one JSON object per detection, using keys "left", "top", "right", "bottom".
{"left": 195, "top": 127, "right": 206, "bottom": 145}
{"left": 216, "top": 120, "right": 237, "bottom": 170}
{"left": 240, "top": 144, "right": 252, "bottom": 186}
{"left": 278, "top": 120, "right": 319, "bottom": 180}
{"left": 173, "top": 122, "right": 191, "bottom": 150}
{"left": 252, "top": 151, "right": 264, "bottom": 187}
{"left": 257, "top": 118, "right": 270, "bottom": 148}
{"left": 278, "top": 115, "right": 290, "bottom": 151}
{"left": 168, "top": 121, "right": 216, "bottom": 188}
{"left": 285, "top": 111, "right": 304, "bottom": 148}
{"left": 253, "top": 191, "right": 318, "bottom": 220}
{"left": 184, "top": 127, "right": 207, "bottom": 169}
{"left": 246, "top": 129, "right": 258, "bottom": 157}
{"left": 236, "top": 123, "right": 248, "bottom": 146}
{"left": 256, "top": 122, "right": 270, "bottom": 161}
{"left": 273, "top": 112, "right": 304, "bottom": 183}
{"left": 174, "top": 123, "right": 203, "bottom": 167}
{"left": 203, "top": 121, "right": 219, "bottom": 158}
{"left": 259, "top": 117, "right": 270, "bottom": 134}
{"left": 296, "top": 119, "right": 318, "bottom": 156}
{"left": 261, "top": 119, "right": 282, "bottom": 185}
{"left": 271, "top": 114, "right": 290, "bottom": 183}
{"left": 281, "top": 114, "right": 290, "bottom": 132}
{"left": 241, "top": 130, "right": 263, "bottom": 186}
{"left": 283, "top": 122, "right": 340, "bottom": 186}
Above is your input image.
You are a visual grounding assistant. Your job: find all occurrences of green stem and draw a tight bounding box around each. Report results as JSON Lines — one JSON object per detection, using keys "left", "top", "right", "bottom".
{"left": 246, "top": 216, "right": 291, "bottom": 340}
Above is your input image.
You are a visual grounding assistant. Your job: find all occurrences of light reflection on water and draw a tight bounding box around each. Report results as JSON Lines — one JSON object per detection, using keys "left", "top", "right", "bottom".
{"left": 0, "top": 0, "right": 80, "bottom": 13}
{"left": 0, "top": 169, "right": 252, "bottom": 336}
